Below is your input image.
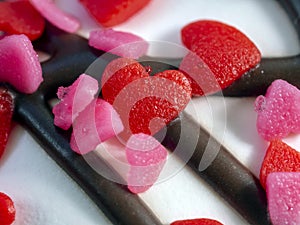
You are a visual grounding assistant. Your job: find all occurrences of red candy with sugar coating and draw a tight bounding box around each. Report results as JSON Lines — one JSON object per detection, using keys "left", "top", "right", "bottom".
{"left": 29, "top": 0, "right": 80, "bottom": 33}
{"left": 79, "top": 0, "right": 151, "bottom": 27}
{"left": 259, "top": 140, "right": 300, "bottom": 189}
{"left": 255, "top": 79, "right": 300, "bottom": 141}
{"left": 89, "top": 29, "right": 148, "bottom": 59}
{"left": 126, "top": 133, "right": 167, "bottom": 193}
{"left": 0, "top": 0, "right": 45, "bottom": 41}
{"left": 0, "top": 90, "right": 13, "bottom": 160}
{"left": 0, "top": 34, "right": 43, "bottom": 94}
{"left": 70, "top": 98, "right": 124, "bottom": 155}
{"left": 101, "top": 57, "right": 149, "bottom": 105}
{"left": 266, "top": 172, "right": 300, "bottom": 225}
{"left": 102, "top": 58, "right": 191, "bottom": 137}
{"left": 127, "top": 70, "right": 191, "bottom": 135}
{"left": 0, "top": 192, "right": 15, "bottom": 225}
{"left": 53, "top": 74, "right": 99, "bottom": 130}
{"left": 181, "top": 20, "right": 261, "bottom": 95}
{"left": 171, "top": 218, "right": 223, "bottom": 225}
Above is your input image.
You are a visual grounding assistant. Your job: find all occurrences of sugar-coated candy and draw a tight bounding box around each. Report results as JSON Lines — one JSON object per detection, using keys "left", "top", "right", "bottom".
{"left": 181, "top": 20, "right": 261, "bottom": 95}
{"left": 89, "top": 29, "right": 148, "bottom": 59}
{"left": 29, "top": 0, "right": 80, "bottom": 33}
{"left": 260, "top": 140, "right": 300, "bottom": 189}
{"left": 171, "top": 218, "right": 224, "bottom": 225}
{"left": 70, "top": 98, "right": 124, "bottom": 155}
{"left": 79, "top": 0, "right": 151, "bottom": 27}
{"left": 102, "top": 58, "right": 191, "bottom": 137}
{"left": 0, "top": 192, "right": 15, "bottom": 225}
{"left": 0, "top": 34, "right": 43, "bottom": 93}
{"left": 126, "top": 133, "right": 167, "bottom": 193}
{"left": 266, "top": 172, "right": 300, "bottom": 225}
{"left": 255, "top": 79, "right": 300, "bottom": 141}
{"left": 53, "top": 74, "right": 99, "bottom": 130}
{"left": 0, "top": 90, "right": 13, "bottom": 160}
{"left": 0, "top": 0, "right": 45, "bottom": 41}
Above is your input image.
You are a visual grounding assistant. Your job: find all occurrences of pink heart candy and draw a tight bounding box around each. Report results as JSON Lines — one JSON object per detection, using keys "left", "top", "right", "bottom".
{"left": 126, "top": 133, "right": 167, "bottom": 193}
{"left": 0, "top": 34, "right": 43, "bottom": 93}
{"left": 255, "top": 79, "right": 300, "bottom": 141}
{"left": 70, "top": 98, "right": 124, "bottom": 155}
{"left": 266, "top": 172, "right": 300, "bottom": 225}
{"left": 89, "top": 29, "right": 148, "bottom": 59}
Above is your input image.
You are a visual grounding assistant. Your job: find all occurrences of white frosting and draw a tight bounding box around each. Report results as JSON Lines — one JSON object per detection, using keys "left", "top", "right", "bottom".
{"left": 0, "top": 0, "right": 298, "bottom": 224}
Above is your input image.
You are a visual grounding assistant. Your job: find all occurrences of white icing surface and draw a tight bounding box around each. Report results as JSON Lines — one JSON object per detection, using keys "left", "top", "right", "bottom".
{"left": 0, "top": 0, "right": 299, "bottom": 225}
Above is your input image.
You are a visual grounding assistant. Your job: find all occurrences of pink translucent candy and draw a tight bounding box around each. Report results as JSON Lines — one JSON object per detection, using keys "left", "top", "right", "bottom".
{"left": 89, "top": 29, "right": 148, "bottom": 59}
{"left": 126, "top": 133, "right": 167, "bottom": 193}
{"left": 255, "top": 79, "right": 300, "bottom": 141}
{"left": 29, "top": 0, "right": 80, "bottom": 33}
{"left": 0, "top": 34, "right": 43, "bottom": 93}
{"left": 71, "top": 98, "right": 124, "bottom": 155}
{"left": 52, "top": 74, "right": 98, "bottom": 130}
{"left": 266, "top": 172, "right": 300, "bottom": 225}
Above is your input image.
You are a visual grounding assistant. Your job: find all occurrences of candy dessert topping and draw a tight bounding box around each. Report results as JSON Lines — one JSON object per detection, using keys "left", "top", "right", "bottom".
{"left": 181, "top": 20, "right": 261, "bottom": 95}
{"left": 89, "top": 28, "right": 148, "bottom": 59}
{"left": 0, "top": 0, "right": 45, "bottom": 41}
{"left": 79, "top": 0, "right": 151, "bottom": 27}
{"left": 266, "top": 172, "right": 300, "bottom": 225}
{"left": 127, "top": 69, "right": 191, "bottom": 135}
{"left": 255, "top": 79, "right": 300, "bottom": 141}
{"left": 0, "top": 34, "right": 43, "bottom": 94}
{"left": 259, "top": 139, "right": 300, "bottom": 189}
{"left": 70, "top": 98, "right": 124, "bottom": 154}
{"left": 126, "top": 133, "right": 167, "bottom": 193}
{"left": 52, "top": 74, "right": 99, "bottom": 130}
{"left": 102, "top": 58, "right": 191, "bottom": 136}
{"left": 2, "top": 0, "right": 300, "bottom": 224}
{"left": 101, "top": 57, "right": 149, "bottom": 105}
{"left": 0, "top": 192, "right": 15, "bottom": 225}
{"left": 29, "top": 0, "right": 80, "bottom": 33}
{"left": 0, "top": 90, "right": 13, "bottom": 160}
{"left": 170, "top": 218, "right": 223, "bottom": 225}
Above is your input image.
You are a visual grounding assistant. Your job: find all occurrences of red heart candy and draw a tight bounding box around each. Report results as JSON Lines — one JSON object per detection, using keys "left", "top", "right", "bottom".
{"left": 0, "top": 90, "right": 13, "bottom": 160}
{"left": 101, "top": 58, "right": 191, "bottom": 137}
{"left": 260, "top": 140, "right": 300, "bottom": 189}
{"left": 0, "top": 0, "right": 45, "bottom": 41}
{"left": 181, "top": 20, "right": 261, "bottom": 95}
{"left": 101, "top": 57, "right": 149, "bottom": 105}
{"left": 79, "top": 0, "right": 151, "bottom": 27}
{"left": 0, "top": 192, "right": 15, "bottom": 225}
{"left": 171, "top": 218, "right": 224, "bottom": 225}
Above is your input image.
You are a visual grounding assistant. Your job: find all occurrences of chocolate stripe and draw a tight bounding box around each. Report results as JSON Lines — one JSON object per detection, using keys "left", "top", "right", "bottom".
{"left": 159, "top": 113, "right": 271, "bottom": 225}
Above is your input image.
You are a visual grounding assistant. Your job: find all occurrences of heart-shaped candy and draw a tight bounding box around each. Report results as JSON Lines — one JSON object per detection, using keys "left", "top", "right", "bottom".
{"left": 126, "top": 133, "right": 167, "bottom": 193}
{"left": 0, "top": 0, "right": 45, "bottom": 40}
{"left": 0, "top": 34, "right": 43, "bottom": 94}
{"left": 101, "top": 58, "right": 191, "bottom": 137}
{"left": 0, "top": 90, "right": 13, "bottom": 160}
{"left": 255, "top": 79, "right": 300, "bottom": 141}
{"left": 79, "top": 0, "right": 151, "bottom": 27}
{"left": 181, "top": 20, "right": 261, "bottom": 95}
{"left": 266, "top": 172, "right": 300, "bottom": 225}
{"left": 260, "top": 140, "right": 300, "bottom": 189}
